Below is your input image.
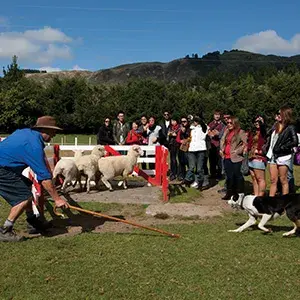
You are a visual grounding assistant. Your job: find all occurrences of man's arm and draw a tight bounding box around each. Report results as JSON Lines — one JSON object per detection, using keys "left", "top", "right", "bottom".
{"left": 23, "top": 141, "right": 68, "bottom": 208}
{"left": 41, "top": 180, "right": 69, "bottom": 208}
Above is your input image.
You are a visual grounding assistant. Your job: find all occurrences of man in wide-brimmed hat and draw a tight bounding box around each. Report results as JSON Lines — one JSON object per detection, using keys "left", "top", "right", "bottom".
{"left": 0, "top": 116, "right": 69, "bottom": 242}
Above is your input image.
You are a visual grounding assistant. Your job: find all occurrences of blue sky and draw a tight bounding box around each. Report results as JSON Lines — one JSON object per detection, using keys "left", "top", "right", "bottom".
{"left": 1, "top": 0, "right": 300, "bottom": 72}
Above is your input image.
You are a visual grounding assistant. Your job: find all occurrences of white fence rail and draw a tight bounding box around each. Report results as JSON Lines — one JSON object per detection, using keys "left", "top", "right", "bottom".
{"left": 47, "top": 145, "right": 156, "bottom": 157}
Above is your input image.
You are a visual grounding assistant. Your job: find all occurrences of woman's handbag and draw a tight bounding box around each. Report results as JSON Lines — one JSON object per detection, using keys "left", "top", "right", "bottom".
{"left": 180, "top": 138, "right": 190, "bottom": 152}
{"left": 241, "top": 154, "right": 250, "bottom": 176}
{"left": 294, "top": 147, "right": 300, "bottom": 165}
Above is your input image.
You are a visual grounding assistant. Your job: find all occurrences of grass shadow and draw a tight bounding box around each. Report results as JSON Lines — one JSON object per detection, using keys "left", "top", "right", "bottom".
{"left": 234, "top": 222, "right": 294, "bottom": 233}
{"left": 168, "top": 183, "right": 188, "bottom": 197}
{"left": 45, "top": 194, "right": 127, "bottom": 235}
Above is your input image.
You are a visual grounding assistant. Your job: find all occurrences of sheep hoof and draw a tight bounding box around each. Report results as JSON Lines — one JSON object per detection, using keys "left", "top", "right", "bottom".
{"left": 109, "top": 189, "right": 114, "bottom": 192}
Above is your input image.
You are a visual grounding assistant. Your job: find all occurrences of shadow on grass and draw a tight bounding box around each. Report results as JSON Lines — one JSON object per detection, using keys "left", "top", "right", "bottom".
{"left": 168, "top": 184, "right": 188, "bottom": 197}
{"left": 168, "top": 177, "right": 220, "bottom": 198}
{"left": 67, "top": 180, "right": 147, "bottom": 194}
{"left": 234, "top": 222, "right": 294, "bottom": 233}
{"left": 43, "top": 195, "right": 128, "bottom": 237}
{"left": 113, "top": 232, "right": 175, "bottom": 239}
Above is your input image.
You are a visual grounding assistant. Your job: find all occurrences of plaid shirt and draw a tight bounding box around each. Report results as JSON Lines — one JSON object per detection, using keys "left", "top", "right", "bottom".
{"left": 208, "top": 120, "right": 225, "bottom": 147}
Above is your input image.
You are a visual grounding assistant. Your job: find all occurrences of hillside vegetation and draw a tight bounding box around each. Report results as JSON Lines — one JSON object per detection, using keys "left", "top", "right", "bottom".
{"left": 1, "top": 52, "right": 300, "bottom": 134}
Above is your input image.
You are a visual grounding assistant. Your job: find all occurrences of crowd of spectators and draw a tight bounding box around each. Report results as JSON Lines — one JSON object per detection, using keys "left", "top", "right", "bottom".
{"left": 97, "top": 107, "right": 300, "bottom": 198}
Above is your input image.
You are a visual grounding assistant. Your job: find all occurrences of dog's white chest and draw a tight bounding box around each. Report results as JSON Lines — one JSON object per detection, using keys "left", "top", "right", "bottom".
{"left": 243, "top": 195, "right": 261, "bottom": 216}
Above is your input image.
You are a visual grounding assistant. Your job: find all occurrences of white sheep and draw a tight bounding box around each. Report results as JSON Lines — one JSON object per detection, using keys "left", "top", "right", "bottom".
{"left": 75, "top": 145, "right": 106, "bottom": 193}
{"left": 53, "top": 150, "right": 84, "bottom": 193}
{"left": 98, "top": 145, "right": 144, "bottom": 191}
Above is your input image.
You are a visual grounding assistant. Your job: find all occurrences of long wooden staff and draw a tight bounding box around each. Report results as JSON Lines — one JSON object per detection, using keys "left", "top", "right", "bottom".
{"left": 54, "top": 205, "right": 180, "bottom": 239}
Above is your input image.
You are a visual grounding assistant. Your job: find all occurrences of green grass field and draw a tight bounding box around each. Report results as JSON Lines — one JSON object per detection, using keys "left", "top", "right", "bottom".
{"left": 1, "top": 195, "right": 300, "bottom": 299}
{"left": 1, "top": 135, "right": 300, "bottom": 299}
{"left": 0, "top": 199, "right": 299, "bottom": 300}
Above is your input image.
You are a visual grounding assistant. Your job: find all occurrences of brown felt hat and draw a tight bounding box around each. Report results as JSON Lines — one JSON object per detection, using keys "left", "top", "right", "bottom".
{"left": 33, "top": 116, "right": 62, "bottom": 130}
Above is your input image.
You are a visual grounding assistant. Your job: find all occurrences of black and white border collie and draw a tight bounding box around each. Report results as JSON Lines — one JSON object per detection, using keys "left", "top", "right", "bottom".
{"left": 227, "top": 193, "right": 300, "bottom": 236}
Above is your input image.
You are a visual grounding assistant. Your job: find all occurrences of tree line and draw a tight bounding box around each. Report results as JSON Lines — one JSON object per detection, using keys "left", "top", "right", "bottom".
{"left": 1, "top": 56, "right": 300, "bottom": 134}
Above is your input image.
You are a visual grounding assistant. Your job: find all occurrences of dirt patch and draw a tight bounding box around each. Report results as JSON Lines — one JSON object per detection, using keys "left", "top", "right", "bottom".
{"left": 69, "top": 180, "right": 161, "bottom": 205}
{"left": 146, "top": 203, "right": 223, "bottom": 218}
{"left": 27, "top": 182, "right": 231, "bottom": 239}
{"left": 152, "top": 184, "right": 232, "bottom": 219}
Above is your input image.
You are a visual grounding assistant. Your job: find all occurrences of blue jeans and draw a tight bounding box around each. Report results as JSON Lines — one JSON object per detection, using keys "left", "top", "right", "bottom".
{"left": 169, "top": 144, "right": 178, "bottom": 179}
{"left": 178, "top": 150, "right": 188, "bottom": 180}
{"left": 223, "top": 159, "right": 244, "bottom": 193}
{"left": 185, "top": 151, "right": 206, "bottom": 184}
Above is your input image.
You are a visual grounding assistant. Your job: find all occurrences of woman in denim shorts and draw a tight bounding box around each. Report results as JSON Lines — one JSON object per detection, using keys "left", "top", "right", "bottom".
{"left": 265, "top": 106, "right": 298, "bottom": 196}
{"left": 248, "top": 116, "right": 267, "bottom": 196}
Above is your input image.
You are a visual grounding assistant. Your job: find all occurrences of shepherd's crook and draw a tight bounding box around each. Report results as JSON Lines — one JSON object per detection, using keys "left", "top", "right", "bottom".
{"left": 54, "top": 205, "right": 180, "bottom": 238}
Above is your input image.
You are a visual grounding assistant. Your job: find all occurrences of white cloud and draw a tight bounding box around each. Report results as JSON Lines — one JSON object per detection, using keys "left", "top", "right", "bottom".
{"left": 72, "top": 64, "right": 86, "bottom": 71}
{"left": 234, "top": 30, "right": 300, "bottom": 55}
{"left": 35, "top": 44, "right": 72, "bottom": 64}
{"left": 23, "top": 27, "right": 72, "bottom": 43}
{"left": 39, "top": 65, "right": 87, "bottom": 73}
{"left": 0, "top": 26, "right": 74, "bottom": 64}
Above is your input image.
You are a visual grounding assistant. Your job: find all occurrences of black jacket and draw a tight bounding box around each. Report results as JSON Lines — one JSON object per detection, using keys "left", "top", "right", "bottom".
{"left": 97, "top": 125, "right": 115, "bottom": 145}
{"left": 159, "top": 121, "right": 171, "bottom": 147}
{"left": 264, "top": 125, "right": 298, "bottom": 158}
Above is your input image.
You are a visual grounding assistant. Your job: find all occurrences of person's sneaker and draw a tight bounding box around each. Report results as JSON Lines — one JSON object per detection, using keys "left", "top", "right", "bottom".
{"left": 0, "top": 227, "right": 24, "bottom": 242}
{"left": 190, "top": 181, "right": 199, "bottom": 188}
{"left": 26, "top": 215, "right": 53, "bottom": 234}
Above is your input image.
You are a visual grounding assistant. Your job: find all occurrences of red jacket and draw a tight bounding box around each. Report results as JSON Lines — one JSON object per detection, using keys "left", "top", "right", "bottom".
{"left": 247, "top": 130, "right": 267, "bottom": 162}
{"left": 125, "top": 130, "right": 142, "bottom": 145}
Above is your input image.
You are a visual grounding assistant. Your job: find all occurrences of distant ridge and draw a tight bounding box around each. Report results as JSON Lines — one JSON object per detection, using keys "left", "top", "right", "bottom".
{"left": 26, "top": 50, "right": 300, "bottom": 85}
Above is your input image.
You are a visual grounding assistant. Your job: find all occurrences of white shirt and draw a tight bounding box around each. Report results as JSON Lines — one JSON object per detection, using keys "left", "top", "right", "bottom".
{"left": 188, "top": 125, "right": 207, "bottom": 152}
{"left": 266, "top": 131, "right": 278, "bottom": 160}
{"left": 147, "top": 125, "right": 162, "bottom": 146}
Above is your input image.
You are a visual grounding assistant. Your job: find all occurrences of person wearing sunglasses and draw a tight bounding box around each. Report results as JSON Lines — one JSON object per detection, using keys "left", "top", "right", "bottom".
{"left": 247, "top": 116, "right": 267, "bottom": 196}
{"left": 217, "top": 109, "right": 233, "bottom": 194}
{"left": 138, "top": 115, "right": 149, "bottom": 145}
{"left": 176, "top": 117, "right": 190, "bottom": 182}
{"left": 168, "top": 116, "right": 181, "bottom": 181}
{"left": 184, "top": 116, "right": 208, "bottom": 189}
{"left": 159, "top": 111, "right": 172, "bottom": 148}
{"left": 220, "top": 116, "right": 247, "bottom": 200}
{"left": 97, "top": 117, "right": 115, "bottom": 145}
{"left": 264, "top": 106, "right": 298, "bottom": 196}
